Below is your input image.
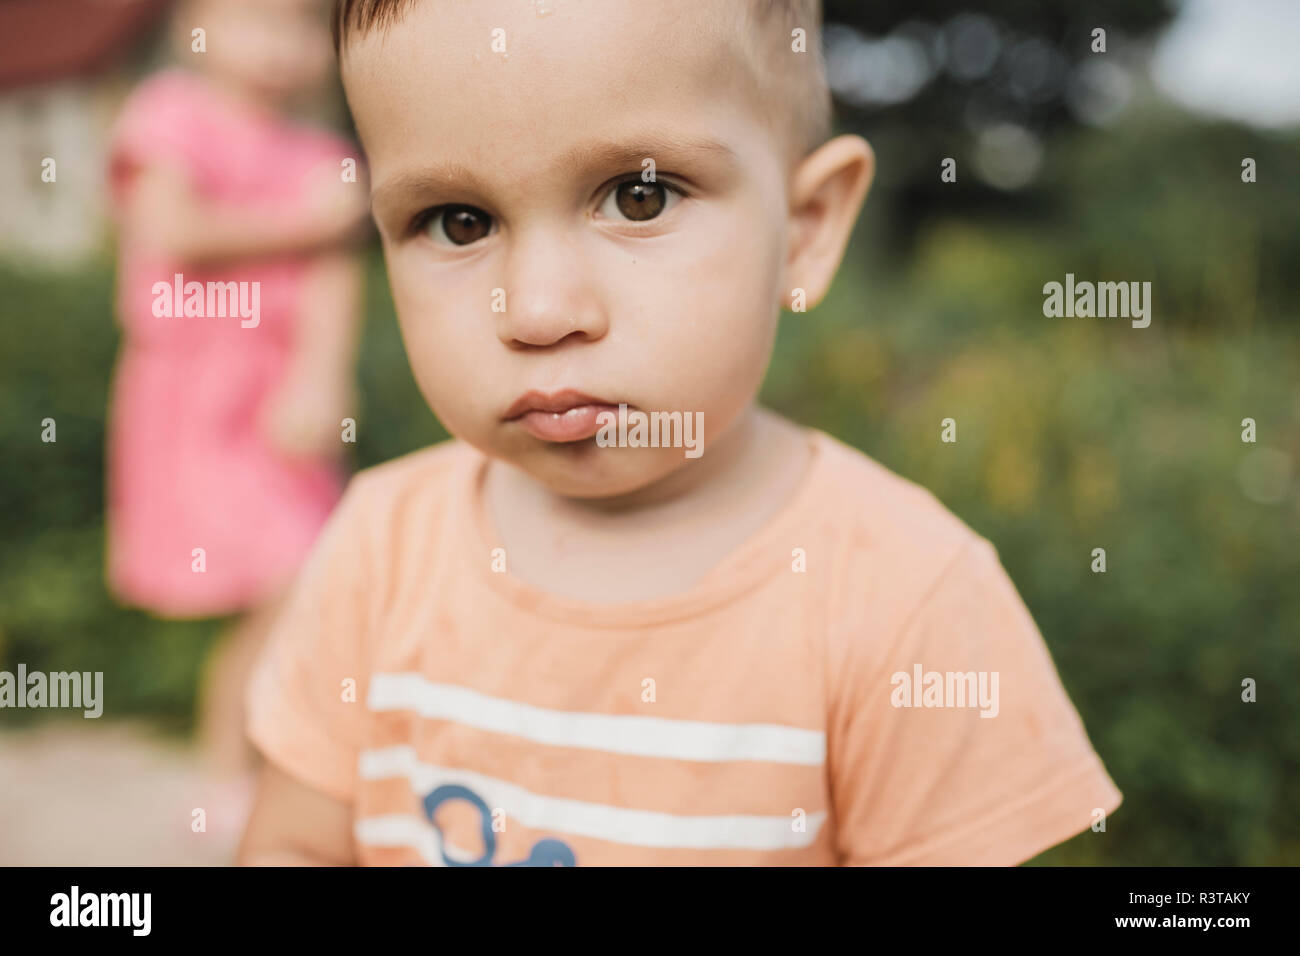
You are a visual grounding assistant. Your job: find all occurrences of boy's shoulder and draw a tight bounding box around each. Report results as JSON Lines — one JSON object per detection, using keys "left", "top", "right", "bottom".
{"left": 325, "top": 440, "right": 481, "bottom": 568}
{"left": 346, "top": 438, "right": 479, "bottom": 504}
{"left": 807, "top": 428, "right": 983, "bottom": 555}
{"left": 803, "top": 429, "right": 999, "bottom": 621}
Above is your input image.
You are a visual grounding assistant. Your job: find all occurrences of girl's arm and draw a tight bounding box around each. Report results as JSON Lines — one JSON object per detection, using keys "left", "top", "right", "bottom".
{"left": 286, "top": 250, "right": 364, "bottom": 398}
{"left": 259, "top": 250, "right": 364, "bottom": 459}
{"left": 121, "top": 159, "right": 368, "bottom": 266}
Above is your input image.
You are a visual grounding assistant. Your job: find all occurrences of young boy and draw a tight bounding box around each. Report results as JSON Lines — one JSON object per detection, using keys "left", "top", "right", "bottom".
{"left": 238, "top": 0, "right": 1121, "bottom": 866}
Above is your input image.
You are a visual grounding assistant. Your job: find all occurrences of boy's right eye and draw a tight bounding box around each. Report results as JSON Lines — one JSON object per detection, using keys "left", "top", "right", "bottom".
{"left": 417, "top": 204, "right": 493, "bottom": 246}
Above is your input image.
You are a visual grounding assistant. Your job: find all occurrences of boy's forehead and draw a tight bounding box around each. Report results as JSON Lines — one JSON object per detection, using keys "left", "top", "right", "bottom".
{"left": 342, "top": 0, "right": 767, "bottom": 185}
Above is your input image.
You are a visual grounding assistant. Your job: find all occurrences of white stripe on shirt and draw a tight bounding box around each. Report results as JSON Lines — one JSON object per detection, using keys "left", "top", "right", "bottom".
{"left": 357, "top": 746, "right": 827, "bottom": 852}
{"left": 366, "top": 672, "right": 826, "bottom": 766}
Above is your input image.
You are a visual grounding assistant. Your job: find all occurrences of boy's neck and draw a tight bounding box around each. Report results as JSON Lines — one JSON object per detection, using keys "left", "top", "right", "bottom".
{"left": 498, "top": 403, "right": 783, "bottom": 513}
{"left": 482, "top": 405, "right": 814, "bottom": 603}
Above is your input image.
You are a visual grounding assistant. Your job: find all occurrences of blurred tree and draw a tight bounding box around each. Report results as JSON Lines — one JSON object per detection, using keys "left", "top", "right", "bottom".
{"left": 823, "top": 0, "right": 1176, "bottom": 247}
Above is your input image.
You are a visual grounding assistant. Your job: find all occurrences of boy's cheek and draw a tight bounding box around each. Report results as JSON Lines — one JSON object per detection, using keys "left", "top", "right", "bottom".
{"left": 391, "top": 306, "right": 482, "bottom": 407}
{"left": 403, "top": 320, "right": 483, "bottom": 391}
{"left": 647, "top": 262, "right": 780, "bottom": 365}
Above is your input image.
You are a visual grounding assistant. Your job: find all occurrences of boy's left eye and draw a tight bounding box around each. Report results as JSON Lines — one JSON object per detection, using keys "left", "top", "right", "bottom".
{"left": 597, "top": 180, "right": 681, "bottom": 223}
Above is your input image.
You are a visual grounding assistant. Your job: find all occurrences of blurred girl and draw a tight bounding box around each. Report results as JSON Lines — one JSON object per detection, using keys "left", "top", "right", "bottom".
{"left": 104, "top": 0, "right": 366, "bottom": 813}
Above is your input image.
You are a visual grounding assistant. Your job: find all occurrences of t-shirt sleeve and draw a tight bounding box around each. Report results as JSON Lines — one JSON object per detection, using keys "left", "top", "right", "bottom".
{"left": 245, "top": 478, "right": 374, "bottom": 804}
{"left": 827, "top": 536, "right": 1122, "bottom": 865}
{"left": 106, "top": 71, "right": 206, "bottom": 210}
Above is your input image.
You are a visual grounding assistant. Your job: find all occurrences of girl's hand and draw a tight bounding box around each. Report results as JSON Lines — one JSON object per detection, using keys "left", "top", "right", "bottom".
{"left": 301, "top": 159, "right": 371, "bottom": 247}
{"left": 262, "top": 252, "right": 363, "bottom": 460}
{"left": 259, "top": 375, "right": 356, "bottom": 460}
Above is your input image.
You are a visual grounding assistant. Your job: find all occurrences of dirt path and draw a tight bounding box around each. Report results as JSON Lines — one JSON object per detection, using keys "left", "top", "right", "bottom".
{"left": 0, "top": 722, "right": 245, "bottom": 866}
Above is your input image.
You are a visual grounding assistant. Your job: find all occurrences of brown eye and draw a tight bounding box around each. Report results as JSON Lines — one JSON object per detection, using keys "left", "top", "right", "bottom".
{"left": 426, "top": 205, "right": 492, "bottom": 245}
{"left": 612, "top": 181, "right": 666, "bottom": 221}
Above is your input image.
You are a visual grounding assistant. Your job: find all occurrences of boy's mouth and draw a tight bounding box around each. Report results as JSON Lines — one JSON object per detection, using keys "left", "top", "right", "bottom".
{"left": 503, "top": 389, "right": 627, "bottom": 443}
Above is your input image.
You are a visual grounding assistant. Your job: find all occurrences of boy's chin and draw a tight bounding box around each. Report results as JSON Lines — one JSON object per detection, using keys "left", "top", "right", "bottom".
{"left": 506, "top": 442, "right": 697, "bottom": 501}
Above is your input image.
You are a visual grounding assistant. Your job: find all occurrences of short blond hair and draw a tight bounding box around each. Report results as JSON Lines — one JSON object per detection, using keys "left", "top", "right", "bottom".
{"left": 333, "top": 0, "right": 832, "bottom": 160}
{"left": 734, "top": 0, "right": 833, "bottom": 159}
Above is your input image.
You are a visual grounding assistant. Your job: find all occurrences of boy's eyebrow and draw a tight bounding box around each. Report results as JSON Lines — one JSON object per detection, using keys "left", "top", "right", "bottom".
{"left": 372, "top": 135, "right": 738, "bottom": 207}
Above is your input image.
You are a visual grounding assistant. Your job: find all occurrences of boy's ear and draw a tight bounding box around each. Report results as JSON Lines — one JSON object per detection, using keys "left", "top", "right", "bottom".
{"left": 783, "top": 135, "right": 874, "bottom": 311}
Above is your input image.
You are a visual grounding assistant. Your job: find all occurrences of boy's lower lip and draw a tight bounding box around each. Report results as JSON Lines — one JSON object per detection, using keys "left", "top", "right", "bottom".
{"left": 516, "top": 404, "right": 620, "bottom": 442}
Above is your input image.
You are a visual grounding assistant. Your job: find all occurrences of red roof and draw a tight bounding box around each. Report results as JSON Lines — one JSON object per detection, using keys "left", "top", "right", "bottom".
{"left": 0, "top": 0, "right": 174, "bottom": 90}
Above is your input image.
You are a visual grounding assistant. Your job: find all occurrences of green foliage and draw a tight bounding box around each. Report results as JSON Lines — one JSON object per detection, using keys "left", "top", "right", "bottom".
{"left": 0, "top": 248, "right": 441, "bottom": 733}
{"left": 764, "top": 115, "right": 1300, "bottom": 865}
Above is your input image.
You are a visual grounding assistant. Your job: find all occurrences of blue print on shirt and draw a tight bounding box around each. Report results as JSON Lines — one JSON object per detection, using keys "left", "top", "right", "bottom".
{"left": 423, "top": 784, "right": 578, "bottom": 867}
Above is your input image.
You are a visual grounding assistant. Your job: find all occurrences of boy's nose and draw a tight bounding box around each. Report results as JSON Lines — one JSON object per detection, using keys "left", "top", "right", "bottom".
{"left": 495, "top": 229, "right": 609, "bottom": 348}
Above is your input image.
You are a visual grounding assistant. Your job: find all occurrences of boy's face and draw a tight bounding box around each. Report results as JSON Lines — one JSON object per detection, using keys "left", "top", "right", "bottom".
{"left": 346, "top": 0, "right": 797, "bottom": 498}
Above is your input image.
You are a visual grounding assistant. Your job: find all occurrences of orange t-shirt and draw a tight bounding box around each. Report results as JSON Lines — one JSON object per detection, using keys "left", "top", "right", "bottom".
{"left": 247, "top": 429, "right": 1121, "bottom": 866}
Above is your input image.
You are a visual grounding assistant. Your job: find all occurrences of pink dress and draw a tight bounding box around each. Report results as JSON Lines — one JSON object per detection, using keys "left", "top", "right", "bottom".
{"left": 105, "top": 69, "right": 353, "bottom": 618}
